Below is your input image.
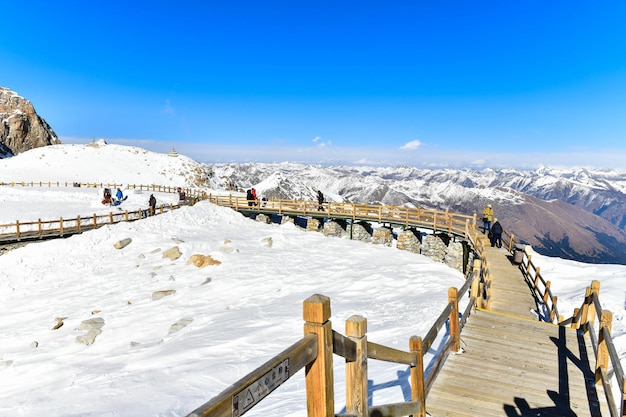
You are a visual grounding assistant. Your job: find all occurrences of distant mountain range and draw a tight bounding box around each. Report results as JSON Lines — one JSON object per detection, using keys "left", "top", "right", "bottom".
{"left": 210, "top": 163, "right": 626, "bottom": 265}
{"left": 2, "top": 86, "right": 624, "bottom": 265}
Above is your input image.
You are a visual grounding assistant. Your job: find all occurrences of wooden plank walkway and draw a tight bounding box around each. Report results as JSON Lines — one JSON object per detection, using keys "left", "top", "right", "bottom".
{"left": 426, "top": 243, "right": 610, "bottom": 417}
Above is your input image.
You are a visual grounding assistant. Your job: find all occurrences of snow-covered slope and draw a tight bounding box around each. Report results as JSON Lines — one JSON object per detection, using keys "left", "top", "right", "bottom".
{"left": 3, "top": 142, "right": 626, "bottom": 263}
{"left": 0, "top": 140, "right": 215, "bottom": 188}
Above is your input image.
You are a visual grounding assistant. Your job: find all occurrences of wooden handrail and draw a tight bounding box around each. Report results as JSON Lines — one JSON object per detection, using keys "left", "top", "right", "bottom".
{"left": 185, "top": 334, "right": 318, "bottom": 417}
{"left": 559, "top": 281, "right": 625, "bottom": 416}
{"left": 187, "top": 260, "right": 479, "bottom": 417}
{"left": 208, "top": 195, "right": 475, "bottom": 240}
{"left": 513, "top": 242, "right": 560, "bottom": 323}
{"left": 0, "top": 183, "right": 209, "bottom": 244}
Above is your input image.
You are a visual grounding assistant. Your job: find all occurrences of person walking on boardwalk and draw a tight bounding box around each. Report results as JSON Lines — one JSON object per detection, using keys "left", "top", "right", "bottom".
{"left": 317, "top": 190, "right": 324, "bottom": 211}
{"left": 251, "top": 188, "right": 258, "bottom": 206}
{"left": 491, "top": 218, "right": 503, "bottom": 248}
{"left": 149, "top": 194, "right": 156, "bottom": 215}
{"left": 482, "top": 204, "right": 494, "bottom": 234}
{"left": 246, "top": 189, "right": 254, "bottom": 207}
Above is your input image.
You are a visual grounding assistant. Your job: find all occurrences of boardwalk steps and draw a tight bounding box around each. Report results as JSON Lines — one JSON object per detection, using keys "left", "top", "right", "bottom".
{"left": 426, "top": 240, "right": 610, "bottom": 417}
{"left": 427, "top": 310, "right": 607, "bottom": 417}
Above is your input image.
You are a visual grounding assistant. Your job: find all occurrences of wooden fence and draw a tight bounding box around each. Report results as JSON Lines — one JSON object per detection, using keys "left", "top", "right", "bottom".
{"left": 559, "top": 280, "right": 626, "bottom": 416}
{"left": 0, "top": 182, "right": 206, "bottom": 243}
{"left": 186, "top": 258, "right": 484, "bottom": 417}
{"left": 1, "top": 181, "right": 199, "bottom": 195}
{"left": 479, "top": 229, "right": 560, "bottom": 323}
{"left": 206, "top": 194, "right": 476, "bottom": 238}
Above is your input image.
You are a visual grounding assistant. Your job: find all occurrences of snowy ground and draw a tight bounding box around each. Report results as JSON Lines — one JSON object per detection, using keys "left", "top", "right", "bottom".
{"left": 0, "top": 187, "right": 623, "bottom": 417}
{"left": 0, "top": 143, "right": 624, "bottom": 416}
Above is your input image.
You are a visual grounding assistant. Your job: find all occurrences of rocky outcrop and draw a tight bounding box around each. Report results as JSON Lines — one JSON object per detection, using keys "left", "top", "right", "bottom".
{"left": 0, "top": 87, "right": 60, "bottom": 157}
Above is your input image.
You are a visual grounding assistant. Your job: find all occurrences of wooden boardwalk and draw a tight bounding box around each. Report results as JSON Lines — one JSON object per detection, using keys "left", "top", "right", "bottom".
{"left": 426, "top": 243, "right": 610, "bottom": 417}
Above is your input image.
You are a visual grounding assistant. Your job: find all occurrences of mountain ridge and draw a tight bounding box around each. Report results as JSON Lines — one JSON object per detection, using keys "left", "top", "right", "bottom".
{"left": 2, "top": 141, "right": 625, "bottom": 265}
{"left": 209, "top": 162, "right": 626, "bottom": 265}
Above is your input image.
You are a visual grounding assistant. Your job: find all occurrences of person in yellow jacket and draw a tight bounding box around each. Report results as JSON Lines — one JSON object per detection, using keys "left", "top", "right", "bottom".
{"left": 482, "top": 204, "right": 494, "bottom": 234}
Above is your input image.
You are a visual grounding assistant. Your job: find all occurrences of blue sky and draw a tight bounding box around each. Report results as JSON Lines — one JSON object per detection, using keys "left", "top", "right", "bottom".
{"left": 3, "top": 1, "right": 626, "bottom": 168}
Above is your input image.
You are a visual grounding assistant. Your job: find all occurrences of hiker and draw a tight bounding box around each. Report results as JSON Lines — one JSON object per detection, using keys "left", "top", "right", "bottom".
{"left": 102, "top": 188, "right": 112, "bottom": 205}
{"left": 246, "top": 189, "right": 254, "bottom": 207}
{"left": 149, "top": 194, "right": 157, "bottom": 215}
{"left": 482, "top": 204, "right": 494, "bottom": 234}
{"left": 490, "top": 218, "right": 503, "bottom": 248}
{"left": 177, "top": 187, "right": 186, "bottom": 205}
{"left": 317, "top": 190, "right": 324, "bottom": 211}
{"left": 251, "top": 188, "right": 258, "bottom": 206}
{"left": 116, "top": 188, "right": 124, "bottom": 203}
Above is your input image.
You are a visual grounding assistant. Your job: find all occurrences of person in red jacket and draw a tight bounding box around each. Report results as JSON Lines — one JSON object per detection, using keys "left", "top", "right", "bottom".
{"left": 251, "top": 188, "right": 258, "bottom": 206}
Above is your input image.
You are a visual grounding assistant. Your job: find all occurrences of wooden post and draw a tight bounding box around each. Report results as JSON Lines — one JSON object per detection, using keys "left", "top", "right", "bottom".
{"left": 571, "top": 308, "right": 580, "bottom": 329}
{"left": 59, "top": 217, "right": 64, "bottom": 236}
{"left": 77, "top": 215, "right": 81, "bottom": 233}
{"left": 410, "top": 336, "right": 426, "bottom": 417}
{"left": 470, "top": 260, "right": 480, "bottom": 309}
{"left": 580, "top": 286, "right": 592, "bottom": 328}
{"left": 93, "top": 214, "right": 97, "bottom": 229}
{"left": 550, "top": 296, "right": 557, "bottom": 322}
{"left": 38, "top": 219, "right": 42, "bottom": 238}
{"left": 595, "top": 310, "right": 612, "bottom": 385}
{"left": 303, "top": 294, "right": 334, "bottom": 417}
{"left": 543, "top": 281, "right": 551, "bottom": 304}
{"left": 16, "top": 220, "right": 20, "bottom": 239}
{"left": 589, "top": 280, "right": 601, "bottom": 327}
{"left": 346, "top": 315, "right": 368, "bottom": 417}
{"left": 449, "top": 287, "right": 460, "bottom": 352}
{"left": 621, "top": 378, "right": 626, "bottom": 417}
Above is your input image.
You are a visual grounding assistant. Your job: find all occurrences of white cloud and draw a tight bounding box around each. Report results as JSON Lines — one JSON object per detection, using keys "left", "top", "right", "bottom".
{"left": 400, "top": 140, "right": 422, "bottom": 151}
{"left": 312, "top": 136, "right": 321, "bottom": 143}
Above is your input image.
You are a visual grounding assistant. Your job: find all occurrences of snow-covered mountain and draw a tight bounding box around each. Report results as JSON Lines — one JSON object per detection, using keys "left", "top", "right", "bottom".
{"left": 3, "top": 142, "right": 625, "bottom": 264}
{"left": 0, "top": 140, "right": 216, "bottom": 188}
{"left": 210, "top": 163, "right": 626, "bottom": 265}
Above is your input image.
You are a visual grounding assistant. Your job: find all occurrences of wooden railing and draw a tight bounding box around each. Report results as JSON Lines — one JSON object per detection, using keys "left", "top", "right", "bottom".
{"left": 206, "top": 194, "right": 476, "bottom": 238}
{"left": 0, "top": 182, "right": 206, "bottom": 243}
{"left": 186, "top": 261, "right": 484, "bottom": 417}
{"left": 503, "top": 231, "right": 560, "bottom": 323}
{"left": 1, "top": 181, "right": 200, "bottom": 196}
{"left": 0, "top": 204, "right": 178, "bottom": 242}
{"left": 558, "top": 280, "right": 626, "bottom": 416}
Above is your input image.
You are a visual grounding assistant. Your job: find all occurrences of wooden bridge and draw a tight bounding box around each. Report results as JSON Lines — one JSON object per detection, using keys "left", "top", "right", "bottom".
{"left": 1, "top": 183, "right": 623, "bottom": 416}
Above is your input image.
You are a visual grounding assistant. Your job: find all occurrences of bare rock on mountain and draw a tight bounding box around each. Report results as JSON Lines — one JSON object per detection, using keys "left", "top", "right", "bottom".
{"left": 0, "top": 87, "right": 60, "bottom": 157}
